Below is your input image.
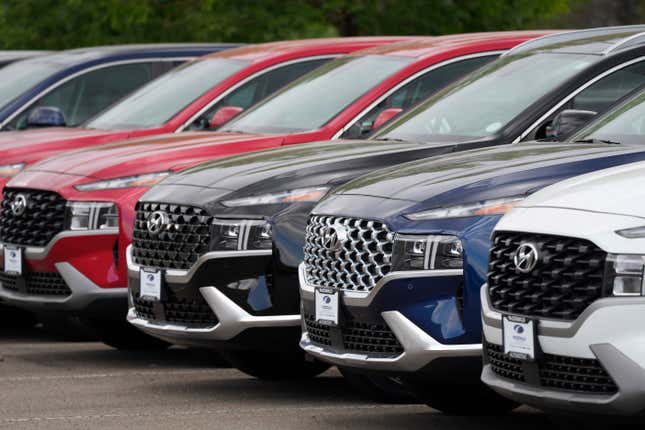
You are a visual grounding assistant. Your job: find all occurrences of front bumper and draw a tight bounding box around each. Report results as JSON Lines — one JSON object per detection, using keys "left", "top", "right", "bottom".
{"left": 481, "top": 284, "right": 645, "bottom": 415}
{"left": 0, "top": 232, "right": 125, "bottom": 315}
{"left": 126, "top": 246, "right": 300, "bottom": 347}
{"left": 299, "top": 263, "right": 481, "bottom": 373}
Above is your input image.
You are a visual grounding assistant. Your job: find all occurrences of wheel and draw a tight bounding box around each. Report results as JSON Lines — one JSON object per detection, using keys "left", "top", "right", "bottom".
{"left": 221, "top": 349, "right": 330, "bottom": 380}
{"left": 413, "top": 382, "right": 519, "bottom": 415}
{"left": 338, "top": 367, "right": 417, "bottom": 404}
{"left": 84, "top": 318, "right": 171, "bottom": 350}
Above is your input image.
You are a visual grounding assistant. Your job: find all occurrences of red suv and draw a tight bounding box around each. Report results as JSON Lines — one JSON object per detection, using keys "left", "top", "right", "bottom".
{"left": 0, "top": 32, "right": 553, "bottom": 348}
{"left": 0, "top": 37, "right": 405, "bottom": 191}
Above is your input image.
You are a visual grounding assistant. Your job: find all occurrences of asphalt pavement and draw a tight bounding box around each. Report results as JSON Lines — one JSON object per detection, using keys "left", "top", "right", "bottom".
{"left": 0, "top": 326, "right": 623, "bottom": 430}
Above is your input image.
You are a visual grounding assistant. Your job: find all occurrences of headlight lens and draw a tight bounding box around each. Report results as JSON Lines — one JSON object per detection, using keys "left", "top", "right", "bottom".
{"left": 221, "top": 187, "right": 330, "bottom": 207}
{"left": 605, "top": 254, "right": 645, "bottom": 296}
{"left": 404, "top": 197, "right": 524, "bottom": 221}
{"left": 392, "top": 234, "right": 463, "bottom": 271}
{"left": 0, "top": 162, "right": 26, "bottom": 178}
{"left": 74, "top": 171, "right": 171, "bottom": 191}
{"left": 211, "top": 219, "right": 272, "bottom": 251}
{"left": 66, "top": 202, "right": 119, "bottom": 231}
{"left": 616, "top": 226, "right": 645, "bottom": 238}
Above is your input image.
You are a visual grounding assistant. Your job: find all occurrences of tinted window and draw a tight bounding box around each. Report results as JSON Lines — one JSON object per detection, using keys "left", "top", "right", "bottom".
{"left": 9, "top": 62, "right": 177, "bottom": 129}
{"left": 187, "top": 58, "right": 330, "bottom": 131}
{"left": 340, "top": 55, "right": 496, "bottom": 139}
{"left": 86, "top": 58, "right": 250, "bottom": 130}
{"left": 377, "top": 53, "right": 596, "bottom": 142}
{"left": 0, "top": 59, "right": 67, "bottom": 109}
{"left": 223, "top": 55, "right": 414, "bottom": 134}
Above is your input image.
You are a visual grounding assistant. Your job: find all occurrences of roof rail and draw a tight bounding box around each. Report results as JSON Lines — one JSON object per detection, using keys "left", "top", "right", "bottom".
{"left": 604, "top": 31, "right": 645, "bottom": 54}
{"left": 503, "top": 25, "right": 645, "bottom": 57}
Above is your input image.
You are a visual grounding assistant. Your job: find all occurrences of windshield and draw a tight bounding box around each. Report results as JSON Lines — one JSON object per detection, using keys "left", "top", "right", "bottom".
{"left": 86, "top": 58, "right": 249, "bottom": 130}
{"left": 576, "top": 90, "right": 645, "bottom": 145}
{"left": 0, "top": 59, "right": 67, "bottom": 108}
{"left": 223, "top": 55, "right": 413, "bottom": 134}
{"left": 377, "top": 53, "right": 596, "bottom": 142}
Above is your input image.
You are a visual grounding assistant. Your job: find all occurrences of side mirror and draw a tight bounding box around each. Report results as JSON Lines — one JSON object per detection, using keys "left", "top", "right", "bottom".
{"left": 209, "top": 106, "right": 244, "bottom": 129}
{"left": 548, "top": 109, "right": 597, "bottom": 140}
{"left": 26, "top": 106, "right": 66, "bottom": 128}
{"left": 372, "top": 108, "right": 403, "bottom": 131}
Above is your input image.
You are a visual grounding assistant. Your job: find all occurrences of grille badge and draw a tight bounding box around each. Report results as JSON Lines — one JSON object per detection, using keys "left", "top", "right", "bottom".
{"left": 146, "top": 211, "right": 169, "bottom": 235}
{"left": 10, "top": 194, "right": 27, "bottom": 216}
{"left": 513, "top": 243, "right": 539, "bottom": 273}
{"left": 322, "top": 223, "right": 347, "bottom": 252}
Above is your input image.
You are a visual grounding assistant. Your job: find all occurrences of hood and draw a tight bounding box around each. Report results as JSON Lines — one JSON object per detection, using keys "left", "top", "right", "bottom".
{"left": 157, "top": 139, "right": 436, "bottom": 193}
{"left": 0, "top": 127, "right": 122, "bottom": 163}
{"left": 26, "top": 131, "right": 273, "bottom": 179}
{"left": 332, "top": 142, "right": 645, "bottom": 208}
{"left": 517, "top": 160, "right": 645, "bottom": 219}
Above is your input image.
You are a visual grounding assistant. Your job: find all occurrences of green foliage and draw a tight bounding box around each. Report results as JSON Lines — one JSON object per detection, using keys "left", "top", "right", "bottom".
{"left": 0, "top": 0, "right": 574, "bottom": 49}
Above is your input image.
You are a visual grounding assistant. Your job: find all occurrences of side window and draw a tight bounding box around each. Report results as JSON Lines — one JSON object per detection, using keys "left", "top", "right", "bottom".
{"left": 187, "top": 58, "right": 331, "bottom": 130}
{"left": 340, "top": 55, "right": 496, "bottom": 139}
{"left": 9, "top": 61, "right": 174, "bottom": 129}
{"left": 529, "top": 60, "right": 645, "bottom": 140}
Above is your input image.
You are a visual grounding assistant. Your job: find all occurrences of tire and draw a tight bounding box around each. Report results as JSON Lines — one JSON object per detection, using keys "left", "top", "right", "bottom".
{"left": 221, "top": 349, "right": 330, "bottom": 380}
{"left": 84, "top": 318, "right": 171, "bottom": 350}
{"left": 414, "top": 382, "right": 519, "bottom": 415}
{"left": 338, "top": 367, "right": 417, "bottom": 404}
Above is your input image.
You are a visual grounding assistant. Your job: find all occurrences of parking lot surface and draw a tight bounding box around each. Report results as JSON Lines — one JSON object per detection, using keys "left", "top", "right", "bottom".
{"left": 0, "top": 327, "right": 596, "bottom": 430}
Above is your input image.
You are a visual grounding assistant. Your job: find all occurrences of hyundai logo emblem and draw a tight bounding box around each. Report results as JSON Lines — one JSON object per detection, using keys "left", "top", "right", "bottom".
{"left": 146, "top": 274, "right": 155, "bottom": 282}
{"left": 513, "top": 242, "right": 539, "bottom": 273}
{"left": 322, "top": 223, "right": 347, "bottom": 252}
{"left": 323, "top": 296, "right": 331, "bottom": 304}
{"left": 9, "top": 251, "right": 16, "bottom": 258}
{"left": 513, "top": 324, "right": 524, "bottom": 334}
{"left": 10, "top": 194, "right": 27, "bottom": 216}
{"left": 146, "top": 211, "right": 169, "bottom": 235}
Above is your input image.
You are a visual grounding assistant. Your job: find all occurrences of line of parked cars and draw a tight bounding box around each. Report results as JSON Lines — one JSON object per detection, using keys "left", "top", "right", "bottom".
{"left": 2, "top": 25, "right": 645, "bottom": 418}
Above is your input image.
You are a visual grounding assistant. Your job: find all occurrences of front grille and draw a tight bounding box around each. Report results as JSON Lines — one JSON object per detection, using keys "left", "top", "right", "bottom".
{"left": 303, "top": 215, "right": 393, "bottom": 292}
{"left": 304, "top": 314, "right": 403, "bottom": 356}
{"left": 0, "top": 271, "right": 72, "bottom": 296}
{"left": 488, "top": 232, "right": 607, "bottom": 321}
{"left": 487, "top": 343, "right": 618, "bottom": 394}
{"left": 0, "top": 188, "right": 67, "bottom": 247}
{"left": 132, "top": 202, "right": 212, "bottom": 270}
{"left": 133, "top": 294, "right": 218, "bottom": 328}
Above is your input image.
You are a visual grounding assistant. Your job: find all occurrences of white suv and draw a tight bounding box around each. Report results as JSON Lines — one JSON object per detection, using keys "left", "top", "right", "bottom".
{"left": 481, "top": 160, "right": 645, "bottom": 415}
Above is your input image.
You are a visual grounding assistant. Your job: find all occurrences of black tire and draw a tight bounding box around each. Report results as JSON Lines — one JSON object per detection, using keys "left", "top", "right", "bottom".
{"left": 338, "top": 367, "right": 417, "bottom": 404}
{"left": 415, "top": 382, "right": 519, "bottom": 415}
{"left": 221, "top": 349, "right": 330, "bottom": 380}
{"left": 84, "top": 318, "right": 170, "bottom": 350}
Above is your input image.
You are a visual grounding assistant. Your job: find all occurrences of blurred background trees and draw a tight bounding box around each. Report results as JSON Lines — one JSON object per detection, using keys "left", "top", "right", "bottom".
{"left": 0, "top": 0, "right": 641, "bottom": 49}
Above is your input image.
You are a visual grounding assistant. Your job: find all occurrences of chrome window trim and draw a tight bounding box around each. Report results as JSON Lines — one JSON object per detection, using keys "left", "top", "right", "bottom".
{"left": 175, "top": 55, "right": 339, "bottom": 132}
{"left": 0, "top": 57, "right": 194, "bottom": 129}
{"left": 332, "top": 51, "right": 505, "bottom": 140}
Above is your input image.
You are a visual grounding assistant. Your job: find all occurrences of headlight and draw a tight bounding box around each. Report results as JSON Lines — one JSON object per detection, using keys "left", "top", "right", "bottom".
{"left": 605, "top": 254, "right": 645, "bottom": 296}
{"left": 0, "top": 162, "right": 25, "bottom": 178}
{"left": 391, "top": 234, "right": 463, "bottom": 271}
{"left": 616, "top": 226, "right": 645, "bottom": 238}
{"left": 404, "top": 197, "right": 524, "bottom": 221}
{"left": 74, "top": 171, "right": 171, "bottom": 191}
{"left": 221, "top": 187, "right": 330, "bottom": 207}
{"left": 65, "top": 202, "right": 118, "bottom": 231}
{"left": 211, "top": 219, "right": 272, "bottom": 251}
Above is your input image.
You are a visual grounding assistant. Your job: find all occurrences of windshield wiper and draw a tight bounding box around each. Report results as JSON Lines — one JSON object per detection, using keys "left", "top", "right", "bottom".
{"left": 373, "top": 137, "right": 406, "bottom": 142}
{"left": 574, "top": 138, "right": 621, "bottom": 145}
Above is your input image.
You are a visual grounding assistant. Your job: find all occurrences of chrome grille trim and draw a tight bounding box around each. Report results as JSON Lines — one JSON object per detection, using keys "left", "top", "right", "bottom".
{"left": 303, "top": 215, "right": 394, "bottom": 292}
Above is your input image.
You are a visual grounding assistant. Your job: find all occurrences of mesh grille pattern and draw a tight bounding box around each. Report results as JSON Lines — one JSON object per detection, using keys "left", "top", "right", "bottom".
{"left": 303, "top": 314, "right": 403, "bottom": 356}
{"left": 132, "top": 202, "right": 212, "bottom": 270}
{"left": 486, "top": 344, "right": 618, "bottom": 394}
{"left": 0, "top": 271, "right": 71, "bottom": 296}
{"left": 488, "top": 232, "right": 607, "bottom": 321}
{"left": 304, "top": 215, "right": 393, "bottom": 292}
{"left": 0, "top": 189, "right": 66, "bottom": 247}
{"left": 133, "top": 294, "right": 218, "bottom": 328}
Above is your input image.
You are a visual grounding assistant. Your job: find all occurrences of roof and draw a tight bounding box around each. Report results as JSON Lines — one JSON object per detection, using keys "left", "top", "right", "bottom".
{"left": 208, "top": 37, "right": 409, "bottom": 61}
{"left": 505, "top": 25, "right": 645, "bottom": 56}
{"left": 349, "top": 31, "right": 558, "bottom": 58}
